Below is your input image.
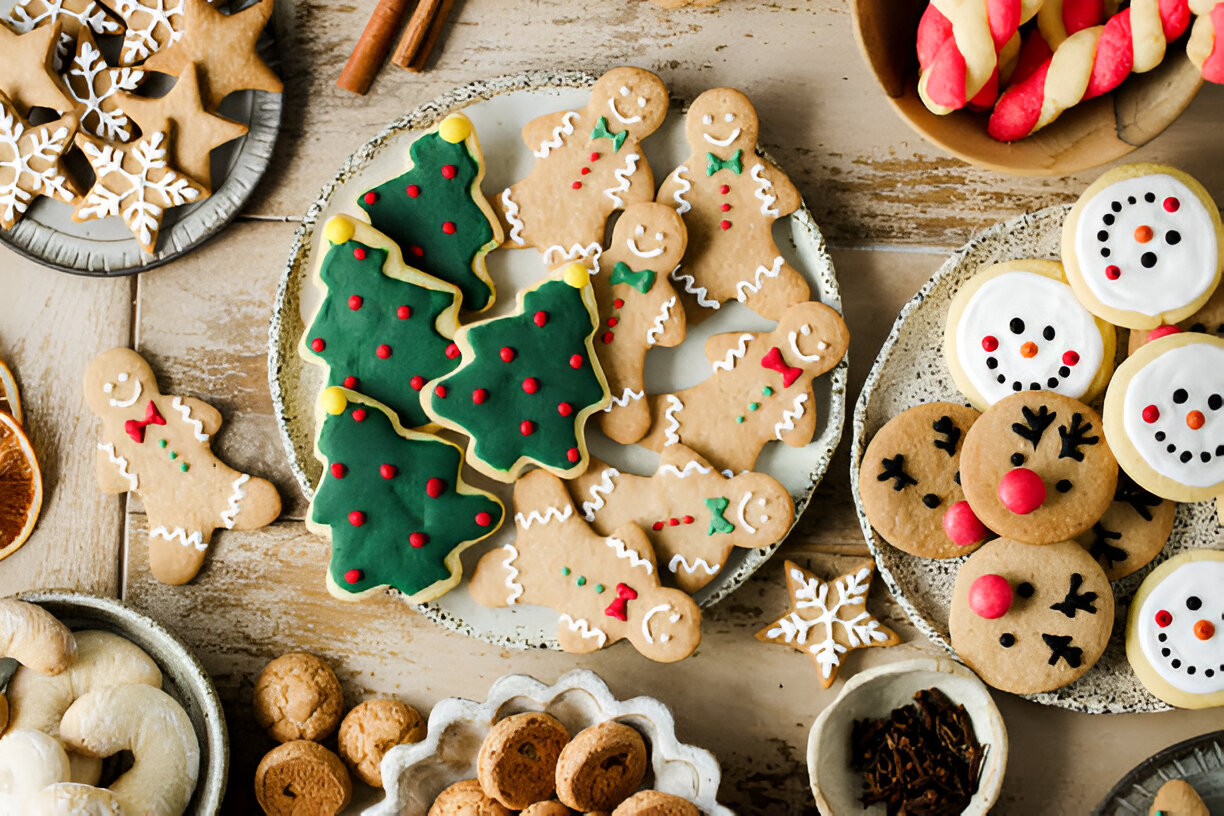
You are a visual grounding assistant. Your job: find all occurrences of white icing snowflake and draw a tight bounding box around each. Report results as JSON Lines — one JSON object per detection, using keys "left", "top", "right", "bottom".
{"left": 3, "top": 0, "right": 122, "bottom": 60}
{"left": 112, "top": 0, "right": 182, "bottom": 64}
{"left": 65, "top": 38, "right": 144, "bottom": 141}
{"left": 0, "top": 104, "right": 76, "bottom": 228}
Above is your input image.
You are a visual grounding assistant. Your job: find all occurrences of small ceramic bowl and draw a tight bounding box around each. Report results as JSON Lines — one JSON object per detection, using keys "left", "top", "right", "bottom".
{"left": 807, "top": 656, "right": 1007, "bottom": 816}
{"left": 14, "top": 590, "right": 228, "bottom": 815}
{"left": 849, "top": 0, "right": 1203, "bottom": 176}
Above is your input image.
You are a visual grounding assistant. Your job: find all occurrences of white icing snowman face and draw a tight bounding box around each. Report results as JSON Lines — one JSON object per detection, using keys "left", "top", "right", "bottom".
{"left": 608, "top": 84, "right": 646, "bottom": 125}
{"left": 1073, "top": 173, "right": 1218, "bottom": 316}
{"left": 1137, "top": 560, "right": 1224, "bottom": 695}
{"left": 626, "top": 223, "right": 665, "bottom": 259}
{"left": 955, "top": 270, "right": 1105, "bottom": 404}
{"left": 102, "top": 371, "right": 142, "bottom": 408}
{"left": 1122, "top": 340, "right": 1224, "bottom": 488}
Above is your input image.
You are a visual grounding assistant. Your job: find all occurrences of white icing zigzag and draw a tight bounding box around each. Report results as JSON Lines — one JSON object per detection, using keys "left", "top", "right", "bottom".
{"left": 602, "top": 387, "right": 643, "bottom": 412}
{"left": 736, "top": 256, "right": 785, "bottom": 302}
{"left": 559, "top": 613, "right": 608, "bottom": 648}
{"left": 97, "top": 442, "right": 138, "bottom": 490}
{"left": 542, "top": 243, "right": 601, "bottom": 270}
{"left": 659, "top": 460, "right": 712, "bottom": 479}
{"left": 669, "top": 166, "right": 692, "bottom": 214}
{"left": 603, "top": 152, "right": 640, "bottom": 208}
{"left": 668, "top": 554, "right": 720, "bottom": 576}
{"left": 775, "top": 393, "right": 809, "bottom": 440}
{"left": 712, "top": 333, "right": 754, "bottom": 373}
{"left": 150, "top": 526, "right": 206, "bottom": 551}
{"left": 501, "top": 544, "right": 524, "bottom": 604}
{"left": 220, "top": 473, "right": 250, "bottom": 529}
{"left": 172, "top": 395, "right": 209, "bottom": 441}
{"left": 751, "top": 163, "right": 780, "bottom": 217}
{"left": 515, "top": 505, "right": 573, "bottom": 529}
{"left": 581, "top": 467, "right": 620, "bottom": 521}
{"left": 646, "top": 295, "right": 676, "bottom": 347}
{"left": 670, "top": 267, "right": 720, "bottom": 310}
{"left": 662, "top": 395, "right": 683, "bottom": 445}
{"left": 533, "top": 111, "right": 579, "bottom": 158}
{"left": 606, "top": 535, "right": 653, "bottom": 574}
{"left": 500, "top": 188, "right": 525, "bottom": 245}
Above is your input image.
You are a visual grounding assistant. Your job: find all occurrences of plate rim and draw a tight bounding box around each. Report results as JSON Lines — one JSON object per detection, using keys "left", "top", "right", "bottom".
{"left": 1091, "top": 728, "right": 1224, "bottom": 816}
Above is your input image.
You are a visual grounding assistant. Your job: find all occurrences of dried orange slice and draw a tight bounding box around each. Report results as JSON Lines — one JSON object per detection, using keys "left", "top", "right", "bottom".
{"left": 0, "top": 360, "right": 21, "bottom": 425}
{"left": 0, "top": 411, "right": 41, "bottom": 561}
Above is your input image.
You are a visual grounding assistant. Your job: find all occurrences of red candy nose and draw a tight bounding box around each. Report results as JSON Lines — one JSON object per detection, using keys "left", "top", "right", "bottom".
{"left": 1146, "top": 325, "right": 1183, "bottom": 342}
{"left": 943, "top": 501, "right": 989, "bottom": 548}
{"left": 998, "top": 468, "right": 1045, "bottom": 514}
{"left": 969, "top": 574, "right": 1013, "bottom": 619}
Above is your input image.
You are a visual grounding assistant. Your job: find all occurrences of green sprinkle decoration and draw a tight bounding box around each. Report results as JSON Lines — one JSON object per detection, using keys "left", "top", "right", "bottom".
{"left": 169, "top": 451, "right": 178, "bottom": 460}
{"left": 576, "top": 576, "right": 587, "bottom": 587}
{"left": 735, "top": 416, "right": 745, "bottom": 424}
{"left": 561, "top": 567, "right": 571, "bottom": 576}
{"left": 179, "top": 463, "right": 189, "bottom": 472}
{"left": 595, "top": 584, "right": 605, "bottom": 593}
{"left": 762, "top": 386, "right": 774, "bottom": 396}
{"left": 749, "top": 402, "right": 760, "bottom": 411}
{"left": 158, "top": 439, "right": 167, "bottom": 448}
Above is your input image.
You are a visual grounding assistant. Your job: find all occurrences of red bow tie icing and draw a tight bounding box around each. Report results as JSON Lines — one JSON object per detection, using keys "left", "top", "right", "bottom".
{"left": 604, "top": 582, "right": 639, "bottom": 622}
{"left": 760, "top": 346, "right": 802, "bottom": 388}
{"left": 125, "top": 400, "right": 166, "bottom": 443}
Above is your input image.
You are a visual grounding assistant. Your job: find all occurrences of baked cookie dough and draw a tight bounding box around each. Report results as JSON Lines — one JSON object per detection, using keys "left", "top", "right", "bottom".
{"left": 253, "top": 652, "right": 345, "bottom": 743}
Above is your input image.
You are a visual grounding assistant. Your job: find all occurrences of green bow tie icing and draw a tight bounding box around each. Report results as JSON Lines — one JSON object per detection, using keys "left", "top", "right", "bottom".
{"left": 609, "top": 261, "right": 656, "bottom": 294}
{"left": 590, "top": 117, "right": 627, "bottom": 151}
{"left": 706, "top": 149, "right": 743, "bottom": 176}
{"left": 704, "top": 496, "right": 736, "bottom": 535}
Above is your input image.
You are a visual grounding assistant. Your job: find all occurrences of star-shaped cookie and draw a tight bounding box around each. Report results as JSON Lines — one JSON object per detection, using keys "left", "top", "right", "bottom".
{"left": 0, "top": 92, "right": 80, "bottom": 229}
{"left": 0, "top": 22, "right": 77, "bottom": 114}
{"left": 64, "top": 28, "right": 145, "bottom": 141}
{"left": 116, "top": 63, "right": 246, "bottom": 191}
{"left": 108, "top": 0, "right": 184, "bottom": 64}
{"left": 756, "top": 560, "right": 900, "bottom": 687}
{"left": 2, "top": 0, "right": 123, "bottom": 61}
{"left": 141, "top": 0, "right": 281, "bottom": 110}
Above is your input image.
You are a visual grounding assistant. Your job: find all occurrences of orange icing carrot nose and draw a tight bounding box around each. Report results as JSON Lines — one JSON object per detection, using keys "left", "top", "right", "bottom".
{"left": 1020, "top": 341, "right": 1038, "bottom": 358}
{"left": 1134, "top": 225, "right": 1154, "bottom": 243}
{"left": 1195, "top": 619, "right": 1215, "bottom": 640}
{"left": 1187, "top": 410, "right": 1206, "bottom": 430}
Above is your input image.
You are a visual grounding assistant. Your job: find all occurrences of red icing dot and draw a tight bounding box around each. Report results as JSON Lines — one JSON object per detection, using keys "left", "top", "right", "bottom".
{"left": 363, "top": 191, "right": 377, "bottom": 205}
{"left": 607, "top": 317, "right": 619, "bottom": 328}
{"left": 344, "top": 569, "right": 362, "bottom": 584}
{"left": 1142, "top": 404, "right": 1160, "bottom": 423}
{"left": 522, "top": 377, "right": 540, "bottom": 394}
{"left": 475, "top": 511, "right": 493, "bottom": 527}
{"left": 376, "top": 344, "right": 392, "bottom": 359}
{"left": 580, "top": 167, "right": 591, "bottom": 175}
{"left": 435, "top": 385, "right": 448, "bottom": 398}
{"left": 445, "top": 343, "right": 460, "bottom": 359}
{"left": 569, "top": 354, "right": 583, "bottom": 369}
{"left": 558, "top": 402, "right": 573, "bottom": 416}
{"left": 1156, "top": 609, "right": 1173, "bottom": 627}
{"left": 410, "top": 376, "right": 425, "bottom": 391}
{"left": 442, "top": 221, "right": 456, "bottom": 234}
{"left": 567, "top": 447, "right": 579, "bottom": 463}
{"left": 441, "top": 164, "right": 457, "bottom": 179}
{"left": 348, "top": 295, "right": 363, "bottom": 310}
{"left": 682, "top": 515, "right": 694, "bottom": 524}
{"left": 943, "top": 501, "right": 987, "bottom": 547}
{"left": 668, "top": 518, "right": 680, "bottom": 526}
{"left": 352, "top": 409, "right": 367, "bottom": 422}
{"left": 1105, "top": 265, "right": 1121, "bottom": 280}
{"left": 353, "top": 247, "right": 366, "bottom": 260}
{"left": 534, "top": 311, "right": 549, "bottom": 327}
{"left": 397, "top": 305, "right": 411, "bottom": 319}
{"left": 380, "top": 464, "right": 398, "bottom": 479}
{"left": 1164, "top": 197, "right": 1180, "bottom": 213}
{"left": 343, "top": 376, "right": 358, "bottom": 389}
{"left": 1147, "top": 325, "right": 1183, "bottom": 342}
{"left": 500, "top": 347, "right": 517, "bottom": 362}
{"left": 720, "top": 203, "right": 731, "bottom": 212}
{"left": 330, "top": 463, "right": 348, "bottom": 479}
{"left": 520, "top": 420, "right": 536, "bottom": 435}
{"left": 652, "top": 521, "right": 665, "bottom": 531}
{"left": 572, "top": 181, "right": 582, "bottom": 189}
{"left": 719, "top": 220, "right": 731, "bottom": 230}
{"left": 406, "top": 184, "right": 420, "bottom": 197}
{"left": 311, "top": 337, "right": 325, "bottom": 352}
{"left": 968, "top": 574, "right": 1012, "bottom": 619}
{"left": 982, "top": 336, "right": 998, "bottom": 352}
{"left": 998, "top": 468, "right": 1045, "bottom": 515}
{"left": 719, "top": 184, "right": 730, "bottom": 194}
{"left": 602, "top": 332, "right": 614, "bottom": 344}
{"left": 410, "top": 246, "right": 424, "bottom": 257}
{"left": 409, "top": 532, "right": 428, "bottom": 548}
{"left": 426, "top": 477, "right": 446, "bottom": 497}
{"left": 472, "top": 388, "right": 488, "bottom": 404}
{"left": 589, "top": 152, "right": 600, "bottom": 161}
{"left": 612, "top": 298, "right": 624, "bottom": 309}
{"left": 1063, "top": 350, "right": 1080, "bottom": 366}
{"left": 348, "top": 510, "right": 366, "bottom": 527}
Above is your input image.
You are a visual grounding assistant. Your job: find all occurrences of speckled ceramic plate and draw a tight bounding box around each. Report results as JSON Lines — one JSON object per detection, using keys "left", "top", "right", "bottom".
{"left": 851, "top": 205, "right": 1222, "bottom": 714}
{"left": 1094, "top": 730, "right": 1224, "bottom": 815}
{"left": 268, "top": 71, "right": 847, "bottom": 650}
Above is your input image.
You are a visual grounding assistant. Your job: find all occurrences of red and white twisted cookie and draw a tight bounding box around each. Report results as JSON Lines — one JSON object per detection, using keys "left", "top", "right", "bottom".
{"left": 989, "top": 0, "right": 1193, "bottom": 140}
{"left": 1036, "top": 0, "right": 1120, "bottom": 47}
{"left": 1189, "top": 0, "right": 1224, "bottom": 82}
{"left": 917, "top": 0, "right": 1045, "bottom": 114}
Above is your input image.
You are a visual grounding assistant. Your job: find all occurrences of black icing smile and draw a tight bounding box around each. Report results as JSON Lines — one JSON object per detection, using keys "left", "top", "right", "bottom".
{"left": 988, "top": 356, "right": 1076, "bottom": 393}
{"left": 1154, "top": 628, "right": 1223, "bottom": 679}
{"left": 1148, "top": 391, "right": 1224, "bottom": 465}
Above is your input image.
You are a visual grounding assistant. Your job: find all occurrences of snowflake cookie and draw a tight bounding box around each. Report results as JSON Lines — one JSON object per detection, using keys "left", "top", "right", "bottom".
{"left": 64, "top": 28, "right": 144, "bottom": 142}
{"left": 0, "top": 92, "right": 80, "bottom": 230}
{"left": 2, "top": 0, "right": 122, "bottom": 62}
{"left": 0, "top": 23, "right": 77, "bottom": 115}
{"left": 756, "top": 560, "right": 899, "bottom": 687}
{"left": 109, "top": 0, "right": 182, "bottom": 64}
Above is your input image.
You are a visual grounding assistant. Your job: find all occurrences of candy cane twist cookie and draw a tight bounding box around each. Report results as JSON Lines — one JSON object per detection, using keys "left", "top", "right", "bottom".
{"left": 1188, "top": 0, "right": 1224, "bottom": 82}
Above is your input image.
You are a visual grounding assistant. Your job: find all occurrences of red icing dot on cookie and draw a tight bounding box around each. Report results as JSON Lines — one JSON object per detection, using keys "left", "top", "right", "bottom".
{"left": 380, "top": 464, "right": 398, "bottom": 479}
{"left": 330, "top": 463, "right": 347, "bottom": 479}
{"left": 445, "top": 343, "right": 460, "bottom": 359}
{"left": 1063, "top": 350, "right": 1080, "bottom": 366}
{"left": 410, "top": 376, "right": 425, "bottom": 391}
{"left": 607, "top": 317, "right": 618, "bottom": 328}
{"left": 343, "top": 376, "right": 358, "bottom": 389}
{"left": 352, "top": 409, "right": 367, "bottom": 422}
{"left": 397, "top": 305, "right": 411, "bottom": 319}
{"left": 376, "top": 344, "right": 392, "bottom": 359}
{"left": 348, "top": 295, "right": 363, "bottom": 310}
{"left": 435, "top": 385, "right": 448, "bottom": 398}
{"left": 352, "top": 247, "right": 366, "bottom": 260}
{"left": 406, "top": 185, "right": 420, "bottom": 197}
{"left": 520, "top": 420, "right": 536, "bottom": 435}
{"left": 1156, "top": 609, "right": 1173, "bottom": 627}
{"left": 682, "top": 515, "right": 694, "bottom": 524}
{"left": 363, "top": 192, "right": 377, "bottom": 204}
{"left": 522, "top": 377, "right": 540, "bottom": 394}
{"left": 472, "top": 388, "right": 488, "bottom": 404}
{"left": 982, "top": 336, "right": 998, "bottom": 352}
{"left": 533, "top": 311, "right": 549, "bottom": 327}
{"left": 580, "top": 167, "right": 590, "bottom": 175}
{"left": 344, "top": 569, "right": 362, "bottom": 584}
{"left": 1164, "top": 197, "right": 1180, "bottom": 212}
{"left": 311, "top": 337, "right": 325, "bottom": 352}
{"left": 569, "top": 354, "right": 583, "bottom": 369}
{"left": 1147, "top": 325, "right": 1183, "bottom": 342}
{"left": 943, "top": 501, "right": 987, "bottom": 547}
{"left": 720, "top": 203, "right": 731, "bottom": 212}
{"left": 997, "top": 468, "right": 1045, "bottom": 515}
{"left": 1143, "top": 404, "right": 1160, "bottom": 423}
{"left": 410, "top": 246, "right": 424, "bottom": 257}
{"left": 572, "top": 181, "right": 582, "bottom": 189}
{"left": 348, "top": 510, "right": 366, "bottom": 527}
{"left": 652, "top": 521, "right": 664, "bottom": 531}
{"left": 602, "top": 332, "right": 614, "bottom": 344}
{"left": 500, "top": 347, "right": 517, "bottom": 362}
{"left": 719, "top": 184, "right": 729, "bottom": 194}
{"left": 475, "top": 511, "right": 493, "bottom": 527}
{"left": 558, "top": 402, "right": 573, "bottom": 416}
{"left": 668, "top": 518, "right": 679, "bottom": 526}
{"left": 590, "top": 152, "right": 600, "bottom": 161}
{"left": 567, "top": 448, "right": 580, "bottom": 463}
{"left": 613, "top": 298, "right": 624, "bottom": 309}
{"left": 442, "top": 221, "right": 456, "bottom": 234}
{"left": 968, "top": 574, "right": 1012, "bottom": 619}
{"left": 409, "top": 532, "right": 428, "bottom": 548}
{"left": 1105, "top": 265, "right": 1121, "bottom": 280}
{"left": 719, "top": 220, "right": 731, "bottom": 230}
{"left": 426, "top": 477, "right": 446, "bottom": 497}
{"left": 441, "top": 164, "right": 457, "bottom": 179}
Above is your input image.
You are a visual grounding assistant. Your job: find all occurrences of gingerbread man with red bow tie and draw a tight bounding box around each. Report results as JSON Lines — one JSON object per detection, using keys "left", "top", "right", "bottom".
{"left": 84, "top": 347, "right": 281, "bottom": 585}
{"left": 638, "top": 301, "right": 850, "bottom": 473}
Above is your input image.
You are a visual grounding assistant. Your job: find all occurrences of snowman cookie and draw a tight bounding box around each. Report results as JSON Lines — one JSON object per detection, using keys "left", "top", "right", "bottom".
{"left": 950, "top": 537, "right": 1114, "bottom": 694}
{"left": 1128, "top": 286, "right": 1224, "bottom": 353}
{"left": 859, "top": 402, "right": 991, "bottom": 559}
{"left": 1062, "top": 163, "right": 1224, "bottom": 330}
{"left": 960, "top": 391, "right": 1117, "bottom": 546}
{"left": 944, "top": 260, "right": 1116, "bottom": 409}
{"left": 1075, "top": 472, "right": 1176, "bottom": 582}
{"left": 1127, "top": 549, "right": 1224, "bottom": 709}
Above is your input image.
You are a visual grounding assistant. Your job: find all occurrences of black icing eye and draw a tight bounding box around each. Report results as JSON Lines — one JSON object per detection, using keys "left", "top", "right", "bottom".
{"left": 1010, "top": 453, "right": 1025, "bottom": 466}
{"left": 1017, "top": 582, "right": 1035, "bottom": 599}
{"left": 1056, "top": 480, "right": 1072, "bottom": 493}
{"left": 999, "top": 633, "right": 1016, "bottom": 648}
{"left": 1145, "top": 192, "right": 1156, "bottom": 203}
{"left": 1042, "top": 326, "right": 1055, "bottom": 341}
{"left": 1174, "top": 389, "right": 1189, "bottom": 404}
{"left": 1210, "top": 394, "right": 1222, "bottom": 411}
{"left": 1010, "top": 318, "right": 1025, "bottom": 334}
{"left": 1191, "top": 323, "right": 1207, "bottom": 332}
{"left": 1167, "top": 230, "right": 1181, "bottom": 245}
{"left": 1188, "top": 596, "right": 1203, "bottom": 611}
{"left": 922, "top": 493, "right": 940, "bottom": 509}
{"left": 1141, "top": 252, "right": 1158, "bottom": 268}
{"left": 953, "top": 470, "right": 961, "bottom": 485}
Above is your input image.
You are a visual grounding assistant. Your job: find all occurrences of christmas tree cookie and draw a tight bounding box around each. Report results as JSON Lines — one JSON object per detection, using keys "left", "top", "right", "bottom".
{"left": 423, "top": 263, "right": 610, "bottom": 483}
{"left": 301, "top": 215, "right": 464, "bottom": 430}
{"left": 357, "top": 113, "right": 501, "bottom": 312}
{"left": 308, "top": 387, "right": 504, "bottom": 603}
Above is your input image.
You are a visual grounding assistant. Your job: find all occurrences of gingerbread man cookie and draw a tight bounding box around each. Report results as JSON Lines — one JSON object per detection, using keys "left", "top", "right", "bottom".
{"left": 637, "top": 300, "right": 849, "bottom": 473}
{"left": 656, "top": 87, "right": 807, "bottom": 321}
{"left": 469, "top": 469, "right": 702, "bottom": 662}
{"left": 591, "top": 202, "right": 687, "bottom": 444}
{"left": 84, "top": 347, "right": 281, "bottom": 584}
{"left": 567, "top": 443, "right": 794, "bottom": 593}
{"left": 496, "top": 66, "right": 667, "bottom": 264}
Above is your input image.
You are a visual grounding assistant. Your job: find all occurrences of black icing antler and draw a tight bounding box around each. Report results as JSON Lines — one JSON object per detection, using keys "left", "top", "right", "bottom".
{"left": 1115, "top": 471, "right": 1161, "bottom": 522}
{"left": 1058, "top": 412, "right": 1100, "bottom": 461}
{"left": 878, "top": 455, "right": 917, "bottom": 491}
{"left": 932, "top": 416, "right": 961, "bottom": 457}
{"left": 1042, "top": 633, "right": 1083, "bottom": 668}
{"left": 1011, "top": 405, "right": 1057, "bottom": 449}
{"left": 1049, "top": 573, "right": 1098, "bottom": 618}
{"left": 1086, "top": 524, "right": 1127, "bottom": 570}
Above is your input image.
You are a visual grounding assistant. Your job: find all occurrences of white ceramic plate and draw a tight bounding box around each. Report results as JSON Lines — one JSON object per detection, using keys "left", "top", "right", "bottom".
{"left": 851, "top": 205, "right": 1222, "bottom": 714}
{"left": 268, "top": 71, "right": 847, "bottom": 650}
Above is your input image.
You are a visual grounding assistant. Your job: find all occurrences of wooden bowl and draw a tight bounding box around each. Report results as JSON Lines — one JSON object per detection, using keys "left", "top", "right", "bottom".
{"left": 849, "top": 0, "right": 1204, "bottom": 177}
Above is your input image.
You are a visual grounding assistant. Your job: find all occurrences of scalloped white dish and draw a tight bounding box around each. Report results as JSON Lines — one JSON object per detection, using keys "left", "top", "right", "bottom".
{"left": 365, "top": 669, "right": 732, "bottom": 816}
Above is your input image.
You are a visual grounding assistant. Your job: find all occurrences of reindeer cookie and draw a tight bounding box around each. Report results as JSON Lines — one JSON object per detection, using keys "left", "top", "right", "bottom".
{"left": 1075, "top": 472, "right": 1176, "bottom": 582}
{"left": 495, "top": 67, "right": 667, "bottom": 264}
{"left": 468, "top": 469, "right": 702, "bottom": 662}
{"left": 592, "top": 202, "right": 687, "bottom": 444}
{"left": 567, "top": 443, "right": 794, "bottom": 593}
{"left": 656, "top": 87, "right": 807, "bottom": 321}
{"left": 84, "top": 348, "right": 281, "bottom": 585}
{"left": 637, "top": 300, "right": 849, "bottom": 473}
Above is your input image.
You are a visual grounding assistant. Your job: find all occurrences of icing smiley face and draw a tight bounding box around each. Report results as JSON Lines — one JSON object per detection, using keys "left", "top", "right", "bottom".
{"left": 683, "top": 88, "right": 759, "bottom": 154}
{"left": 589, "top": 67, "right": 668, "bottom": 138}
{"left": 946, "top": 260, "right": 1115, "bottom": 409}
{"left": 83, "top": 349, "right": 159, "bottom": 417}
{"left": 1064, "top": 163, "right": 1224, "bottom": 329}
{"left": 1128, "top": 550, "right": 1224, "bottom": 708}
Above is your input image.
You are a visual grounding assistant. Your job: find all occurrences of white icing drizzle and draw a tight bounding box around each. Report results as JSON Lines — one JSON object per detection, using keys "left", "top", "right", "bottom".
{"left": 669, "top": 167, "right": 692, "bottom": 215}
{"left": 108, "top": 375, "right": 141, "bottom": 408}
{"left": 670, "top": 267, "right": 719, "bottom": 310}
{"left": 659, "top": 460, "right": 712, "bottom": 479}
{"left": 97, "top": 442, "right": 137, "bottom": 490}
{"left": 662, "top": 395, "right": 683, "bottom": 445}
{"left": 171, "top": 395, "right": 209, "bottom": 441}
{"left": 646, "top": 296, "right": 677, "bottom": 347}
{"left": 750, "top": 163, "right": 780, "bottom": 217}
{"left": 775, "top": 393, "right": 809, "bottom": 440}
{"left": 559, "top": 613, "right": 608, "bottom": 648}
{"left": 606, "top": 535, "right": 653, "bottom": 574}
{"left": 150, "top": 526, "right": 206, "bottom": 551}
{"left": 219, "top": 473, "right": 250, "bottom": 529}
{"left": 515, "top": 505, "right": 573, "bottom": 529}
{"left": 788, "top": 324, "right": 824, "bottom": 364}
{"left": 542, "top": 243, "right": 601, "bottom": 267}
{"left": 736, "top": 491, "right": 757, "bottom": 534}
{"left": 501, "top": 544, "right": 523, "bottom": 604}
{"left": 642, "top": 603, "right": 680, "bottom": 644}
{"left": 668, "top": 554, "right": 721, "bottom": 576}
{"left": 603, "top": 152, "right": 640, "bottom": 208}
{"left": 500, "top": 188, "right": 525, "bottom": 245}
{"left": 581, "top": 467, "right": 620, "bottom": 521}
{"left": 735, "top": 256, "right": 785, "bottom": 302}
{"left": 713, "top": 333, "right": 754, "bottom": 373}
{"left": 533, "top": 110, "right": 579, "bottom": 158}
{"left": 602, "top": 387, "right": 644, "bottom": 412}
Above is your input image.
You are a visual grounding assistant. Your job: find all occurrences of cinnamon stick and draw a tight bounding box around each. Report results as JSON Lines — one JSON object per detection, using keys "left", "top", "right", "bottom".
{"left": 336, "top": 0, "right": 415, "bottom": 95}
{"left": 389, "top": 0, "right": 440, "bottom": 69}
{"left": 407, "top": 0, "right": 455, "bottom": 72}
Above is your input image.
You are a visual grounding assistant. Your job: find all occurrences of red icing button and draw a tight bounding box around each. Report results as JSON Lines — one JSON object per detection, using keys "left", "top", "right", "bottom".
{"left": 1063, "top": 350, "right": 1080, "bottom": 366}
{"left": 557, "top": 402, "right": 573, "bottom": 416}
{"left": 719, "top": 220, "right": 731, "bottom": 230}
{"left": 445, "top": 343, "right": 460, "bottom": 359}
{"left": 613, "top": 298, "right": 624, "bottom": 309}
{"left": 311, "top": 337, "right": 325, "bottom": 352}
{"left": 1147, "top": 325, "right": 1183, "bottom": 342}
{"left": 943, "top": 501, "right": 988, "bottom": 547}
{"left": 982, "top": 336, "right": 998, "bottom": 352}
{"left": 1105, "top": 265, "right": 1121, "bottom": 280}
{"left": 522, "top": 377, "right": 540, "bottom": 394}
{"left": 720, "top": 203, "right": 731, "bottom": 212}
{"left": 405, "top": 185, "right": 420, "bottom": 197}
{"left": 344, "top": 569, "right": 362, "bottom": 584}
{"left": 363, "top": 191, "right": 377, "bottom": 205}
{"left": 567, "top": 447, "right": 580, "bottom": 463}
{"left": 441, "top": 164, "right": 457, "bottom": 179}
{"left": 572, "top": 181, "right": 582, "bottom": 189}
{"left": 409, "top": 376, "right": 425, "bottom": 391}
{"left": 590, "top": 152, "right": 600, "bottom": 161}
{"left": 376, "top": 344, "right": 392, "bottom": 359}
{"left": 1164, "top": 197, "right": 1180, "bottom": 212}
{"left": 342, "top": 376, "right": 358, "bottom": 389}
{"left": 380, "top": 464, "right": 398, "bottom": 480}
{"left": 580, "top": 167, "right": 591, "bottom": 175}
{"left": 602, "top": 331, "right": 614, "bottom": 344}
{"left": 520, "top": 420, "right": 536, "bottom": 435}
{"left": 533, "top": 311, "right": 549, "bottom": 327}
{"left": 425, "top": 477, "right": 446, "bottom": 497}
{"left": 330, "top": 463, "right": 347, "bottom": 479}
{"left": 668, "top": 518, "right": 680, "bottom": 526}
{"left": 682, "top": 515, "right": 694, "bottom": 524}
{"left": 352, "top": 247, "right": 366, "bottom": 260}
{"left": 1156, "top": 609, "right": 1173, "bottom": 627}
{"left": 475, "top": 511, "right": 493, "bottom": 527}
{"left": 968, "top": 574, "right": 1013, "bottom": 619}
{"left": 1195, "top": 620, "right": 1215, "bottom": 640}
{"left": 652, "top": 521, "right": 665, "bottom": 531}
{"left": 410, "top": 246, "right": 424, "bottom": 257}
{"left": 442, "top": 221, "right": 456, "bottom": 234}
{"left": 348, "top": 510, "right": 366, "bottom": 527}
{"left": 998, "top": 468, "right": 1046, "bottom": 515}
{"left": 397, "top": 305, "right": 411, "bottom": 319}
{"left": 348, "top": 295, "right": 363, "bottom": 310}
{"left": 472, "top": 388, "right": 488, "bottom": 404}
{"left": 569, "top": 354, "right": 583, "bottom": 369}
{"left": 719, "top": 184, "right": 730, "bottom": 194}
{"left": 409, "top": 532, "right": 428, "bottom": 548}
{"left": 1143, "top": 405, "right": 1160, "bottom": 423}
{"left": 500, "top": 347, "right": 517, "bottom": 362}
{"left": 607, "top": 317, "right": 619, "bottom": 328}
{"left": 434, "top": 385, "right": 448, "bottom": 398}
{"left": 352, "top": 409, "right": 367, "bottom": 422}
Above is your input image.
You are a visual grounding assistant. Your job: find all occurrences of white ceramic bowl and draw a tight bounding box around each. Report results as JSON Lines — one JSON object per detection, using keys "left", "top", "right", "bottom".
{"left": 807, "top": 656, "right": 1007, "bottom": 816}
{"left": 366, "top": 669, "right": 732, "bottom": 816}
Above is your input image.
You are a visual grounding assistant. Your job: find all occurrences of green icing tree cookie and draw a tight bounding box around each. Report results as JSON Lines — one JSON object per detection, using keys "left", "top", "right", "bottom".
{"left": 309, "top": 387, "right": 504, "bottom": 603}
{"left": 301, "top": 215, "right": 463, "bottom": 430}
{"left": 424, "top": 263, "right": 610, "bottom": 482}
{"left": 357, "top": 113, "right": 502, "bottom": 312}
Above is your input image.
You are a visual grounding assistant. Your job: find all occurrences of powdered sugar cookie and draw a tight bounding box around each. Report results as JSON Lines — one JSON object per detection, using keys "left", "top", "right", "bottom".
{"left": 1062, "top": 163, "right": 1223, "bottom": 330}
{"left": 1075, "top": 472, "right": 1175, "bottom": 581}
{"left": 944, "top": 260, "right": 1116, "bottom": 409}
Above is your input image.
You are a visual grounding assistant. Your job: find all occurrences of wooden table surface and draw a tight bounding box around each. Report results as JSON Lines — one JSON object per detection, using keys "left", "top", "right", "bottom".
{"left": 4, "top": 1, "right": 1224, "bottom": 813}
